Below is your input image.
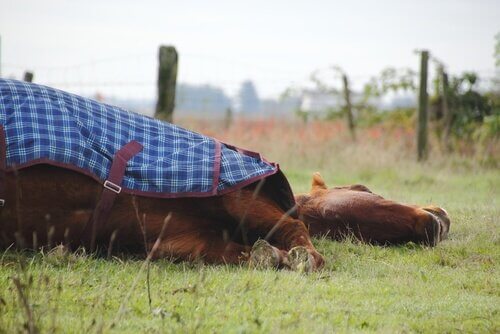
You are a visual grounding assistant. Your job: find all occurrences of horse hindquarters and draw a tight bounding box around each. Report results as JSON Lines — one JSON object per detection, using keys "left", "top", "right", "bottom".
{"left": 0, "top": 165, "right": 102, "bottom": 249}
{"left": 0, "top": 165, "right": 283, "bottom": 266}
{"left": 0, "top": 165, "right": 247, "bottom": 261}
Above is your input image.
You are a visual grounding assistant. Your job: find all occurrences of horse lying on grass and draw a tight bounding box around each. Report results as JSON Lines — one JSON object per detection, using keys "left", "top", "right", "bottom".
{"left": 0, "top": 79, "right": 450, "bottom": 272}
{"left": 1, "top": 166, "right": 450, "bottom": 272}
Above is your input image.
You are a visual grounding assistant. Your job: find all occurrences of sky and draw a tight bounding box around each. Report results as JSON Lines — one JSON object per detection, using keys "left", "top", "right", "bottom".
{"left": 0, "top": 0, "right": 499, "bottom": 100}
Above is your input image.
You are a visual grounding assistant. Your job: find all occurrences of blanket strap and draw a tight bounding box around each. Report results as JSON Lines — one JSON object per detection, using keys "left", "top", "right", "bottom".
{"left": 0, "top": 126, "right": 5, "bottom": 211}
{"left": 86, "top": 140, "right": 143, "bottom": 251}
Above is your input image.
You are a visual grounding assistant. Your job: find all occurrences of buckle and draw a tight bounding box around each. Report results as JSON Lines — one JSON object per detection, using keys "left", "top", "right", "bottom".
{"left": 0, "top": 199, "right": 4, "bottom": 207}
{"left": 103, "top": 180, "right": 122, "bottom": 194}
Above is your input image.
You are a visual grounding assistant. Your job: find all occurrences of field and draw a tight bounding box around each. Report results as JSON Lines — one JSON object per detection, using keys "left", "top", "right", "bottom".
{"left": 0, "top": 119, "right": 499, "bottom": 333}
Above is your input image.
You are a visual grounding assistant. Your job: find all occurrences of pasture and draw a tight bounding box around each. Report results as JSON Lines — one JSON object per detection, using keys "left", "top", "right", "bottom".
{"left": 0, "top": 119, "right": 498, "bottom": 333}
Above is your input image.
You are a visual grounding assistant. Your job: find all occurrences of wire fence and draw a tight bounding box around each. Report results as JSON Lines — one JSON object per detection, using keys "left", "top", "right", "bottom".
{"left": 1, "top": 51, "right": 498, "bottom": 116}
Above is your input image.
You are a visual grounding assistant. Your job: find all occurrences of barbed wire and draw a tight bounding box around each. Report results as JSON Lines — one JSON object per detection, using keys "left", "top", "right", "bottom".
{"left": 1, "top": 51, "right": 498, "bottom": 101}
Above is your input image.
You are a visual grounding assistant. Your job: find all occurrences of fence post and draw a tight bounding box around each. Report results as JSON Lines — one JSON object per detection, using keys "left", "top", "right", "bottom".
{"left": 23, "top": 71, "right": 34, "bottom": 82}
{"left": 155, "top": 45, "right": 178, "bottom": 122}
{"left": 342, "top": 74, "right": 355, "bottom": 140}
{"left": 224, "top": 107, "right": 233, "bottom": 130}
{"left": 417, "top": 50, "right": 429, "bottom": 161}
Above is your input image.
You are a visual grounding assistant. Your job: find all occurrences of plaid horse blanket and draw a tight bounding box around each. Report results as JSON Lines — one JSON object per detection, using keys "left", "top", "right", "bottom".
{"left": 0, "top": 79, "right": 283, "bottom": 198}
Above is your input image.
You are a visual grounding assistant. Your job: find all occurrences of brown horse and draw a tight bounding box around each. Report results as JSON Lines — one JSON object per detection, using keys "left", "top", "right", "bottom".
{"left": 0, "top": 164, "right": 450, "bottom": 272}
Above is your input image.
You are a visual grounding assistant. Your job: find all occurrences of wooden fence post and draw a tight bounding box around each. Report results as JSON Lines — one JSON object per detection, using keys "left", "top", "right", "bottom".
{"left": 224, "top": 107, "right": 233, "bottom": 130}
{"left": 342, "top": 74, "right": 355, "bottom": 140}
{"left": 23, "top": 71, "right": 34, "bottom": 82}
{"left": 155, "top": 46, "right": 178, "bottom": 122}
{"left": 417, "top": 50, "right": 429, "bottom": 161}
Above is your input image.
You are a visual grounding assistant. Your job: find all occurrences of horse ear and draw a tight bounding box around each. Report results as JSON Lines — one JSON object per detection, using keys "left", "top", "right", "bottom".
{"left": 311, "top": 172, "right": 327, "bottom": 192}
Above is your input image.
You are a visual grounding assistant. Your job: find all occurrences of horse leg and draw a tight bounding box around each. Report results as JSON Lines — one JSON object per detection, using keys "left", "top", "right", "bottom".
{"left": 151, "top": 234, "right": 252, "bottom": 265}
{"left": 138, "top": 212, "right": 250, "bottom": 264}
{"left": 222, "top": 189, "right": 325, "bottom": 270}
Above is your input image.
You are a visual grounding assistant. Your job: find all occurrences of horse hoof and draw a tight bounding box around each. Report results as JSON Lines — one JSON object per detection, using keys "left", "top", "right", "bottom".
{"left": 249, "top": 239, "right": 280, "bottom": 269}
{"left": 287, "top": 246, "right": 314, "bottom": 273}
{"left": 422, "top": 206, "right": 451, "bottom": 241}
{"left": 416, "top": 212, "right": 441, "bottom": 247}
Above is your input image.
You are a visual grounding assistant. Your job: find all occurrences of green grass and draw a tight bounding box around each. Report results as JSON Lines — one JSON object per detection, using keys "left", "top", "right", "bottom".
{"left": 0, "top": 121, "right": 499, "bottom": 333}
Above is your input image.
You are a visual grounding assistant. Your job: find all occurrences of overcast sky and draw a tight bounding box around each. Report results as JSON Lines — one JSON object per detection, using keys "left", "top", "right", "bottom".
{"left": 1, "top": 0, "right": 498, "bottom": 99}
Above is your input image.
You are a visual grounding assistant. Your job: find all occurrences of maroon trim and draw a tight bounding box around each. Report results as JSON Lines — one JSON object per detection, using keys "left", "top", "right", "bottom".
{"left": 4, "top": 139, "right": 281, "bottom": 199}
{"left": 85, "top": 140, "right": 143, "bottom": 250}
{"left": 215, "top": 168, "right": 279, "bottom": 196}
{"left": 222, "top": 142, "right": 263, "bottom": 161}
{"left": 0, "top": 126, "right": 6, "bottom": 207}
{"left": 6, "top": 161, "right": 279, "bottom": 199}
{"left": 220, "top": 141, "right": 280, "bottom": 166}
{"left": 6, "top": 159, "right": 105, "bottom": 182}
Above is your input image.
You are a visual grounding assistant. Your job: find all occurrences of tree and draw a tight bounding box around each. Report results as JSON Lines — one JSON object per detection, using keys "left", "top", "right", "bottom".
{"left": 492, "top": 33, "right": 500, "bottom": 91}
{"left": 363, "top": 67, "right": 417, "bottom": 98}
{"left": 237, "top": 80, "right": 260, "bottom": 113}
{"left": 309, "top": 66, "right": 355, "bottom": 138}
{"left": 430, "top": 72, "right": 492, "bottom": 139}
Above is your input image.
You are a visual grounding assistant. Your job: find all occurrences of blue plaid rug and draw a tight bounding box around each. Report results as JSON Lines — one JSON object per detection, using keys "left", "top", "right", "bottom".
{"left": 0, "top": 79, "right": 278, "bottom": 197}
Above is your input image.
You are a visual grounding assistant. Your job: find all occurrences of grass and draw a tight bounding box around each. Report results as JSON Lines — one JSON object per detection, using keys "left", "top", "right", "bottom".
{"left": 0, "top": 119, "right": 499, "bottom": 333}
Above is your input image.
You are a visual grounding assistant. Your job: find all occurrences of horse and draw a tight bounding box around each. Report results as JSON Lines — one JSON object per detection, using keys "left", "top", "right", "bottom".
{"left": 0, "top": 79, "right": 450, "bottom": 272}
